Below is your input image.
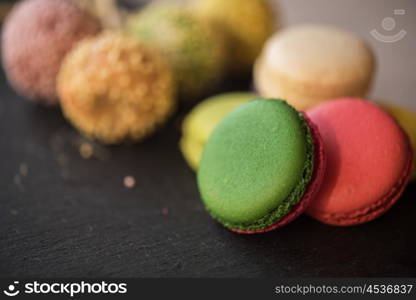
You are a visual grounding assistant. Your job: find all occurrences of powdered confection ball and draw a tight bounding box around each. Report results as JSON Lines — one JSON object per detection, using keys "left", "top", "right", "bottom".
{"left": 127, "top": 2, "right": 227, "bottom": 99}
{"left": 57, "top": 32, "right": 175, "bottom": 144}
{"left": 2, "top": 0, "right": 101, "bottom": 105}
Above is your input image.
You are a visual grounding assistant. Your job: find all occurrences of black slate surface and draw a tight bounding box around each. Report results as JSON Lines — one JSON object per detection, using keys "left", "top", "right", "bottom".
{"left": 0, "top": 64, "right": 415, "bottom": 278}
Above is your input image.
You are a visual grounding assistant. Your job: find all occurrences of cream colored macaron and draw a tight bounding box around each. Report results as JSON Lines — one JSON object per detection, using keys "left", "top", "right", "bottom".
{"left": 254, "top": 24, "right": 375, "bottom": 110}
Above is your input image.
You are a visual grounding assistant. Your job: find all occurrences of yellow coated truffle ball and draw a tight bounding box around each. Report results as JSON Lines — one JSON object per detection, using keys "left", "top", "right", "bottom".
{"left": 57, "top": 32, "right": 175, "bottom": 144}
{"left": 191, "top": 0, "right": 277, "bottom": 73}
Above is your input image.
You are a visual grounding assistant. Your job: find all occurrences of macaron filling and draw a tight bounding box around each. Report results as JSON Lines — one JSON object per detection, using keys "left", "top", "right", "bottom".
{"left": 198, "top": 100, "right": 316, "bottom": 232}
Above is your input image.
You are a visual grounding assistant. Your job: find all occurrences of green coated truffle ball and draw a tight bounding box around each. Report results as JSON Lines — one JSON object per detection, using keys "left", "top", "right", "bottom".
{"left": 127, "top": 2, "right": 227, "bottom": 99}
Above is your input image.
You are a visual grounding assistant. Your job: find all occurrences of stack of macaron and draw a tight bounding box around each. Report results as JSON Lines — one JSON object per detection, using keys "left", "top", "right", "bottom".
{"left": 197, "top": 99, "right": 326, "bottom": 233}
{"left": 175, "top": 14, "right": 414, "bottom": 233}
{"left": 189, "top": 96, "right": 413, "bottom": 232}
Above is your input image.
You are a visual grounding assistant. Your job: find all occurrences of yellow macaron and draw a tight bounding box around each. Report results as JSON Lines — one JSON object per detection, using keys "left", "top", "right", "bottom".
{"left": 254, "top": 24, "right": 375, "bottom": 110}
{"left": 181, "top": 92, "right": 257, "bottom": 170}
{"left": 380, "top": 102, "right": 416, "bottom": 180}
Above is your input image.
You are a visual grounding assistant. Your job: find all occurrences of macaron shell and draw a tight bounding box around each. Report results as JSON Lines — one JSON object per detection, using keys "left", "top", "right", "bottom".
{"left": 254, "top": 25, "right": 375, "bottom": 110}
{"left": 182, "top": 93, "right": 256, "bottom": 142}
{"left": 231, "top": 114, "right": 326, "bottom": 233}
{"left": 198, "top": 99, "right": 315, "bottom": 231}
{"left": 179, "top": 136, "right": 202, "bottom": 171}
{"left": 254, "top": 57, "right": 357, "bottom": 110}
{"left": 181, "top": 92, "right": 256, "bottom": 170}
{"left": 263, "top": 25, "right": 374, "bottom": 85}
{"left": 306, "top": 99, "right": 413, "bottom": 226}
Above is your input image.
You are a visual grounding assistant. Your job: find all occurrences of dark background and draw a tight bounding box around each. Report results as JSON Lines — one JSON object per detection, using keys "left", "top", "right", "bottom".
{"left": 0, "top": 0, "right": 415, "bottom": 277}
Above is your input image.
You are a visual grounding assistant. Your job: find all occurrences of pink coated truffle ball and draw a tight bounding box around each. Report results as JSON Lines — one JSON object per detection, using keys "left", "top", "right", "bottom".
{"left": 1, "top": 0, "right": 101, "bottom": 105}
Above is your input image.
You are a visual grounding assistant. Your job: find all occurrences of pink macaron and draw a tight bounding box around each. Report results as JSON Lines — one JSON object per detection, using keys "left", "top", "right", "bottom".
{"left": 306, "top": 98, "right": 413, "bottom": 226}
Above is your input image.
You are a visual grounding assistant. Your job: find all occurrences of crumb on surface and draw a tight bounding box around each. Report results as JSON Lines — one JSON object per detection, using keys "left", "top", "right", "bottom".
{"left": 162, "top": 207, "right": 169, "bottom": 216}
{"left": 19, "top": 163, "right": 28, "bottom": 176}
{"left": 79, "top": 142, "right": 94, "bottom": 159}
{"left": 123, "top": 175, "right": 136, "bottom": 189}
{"left": 13, "top": 174, "right": 21, "bottom": 186}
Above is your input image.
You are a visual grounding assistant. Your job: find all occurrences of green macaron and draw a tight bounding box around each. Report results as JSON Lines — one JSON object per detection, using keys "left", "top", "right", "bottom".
{"left": 197, "top": 99, "right": 318, "bottom": 233}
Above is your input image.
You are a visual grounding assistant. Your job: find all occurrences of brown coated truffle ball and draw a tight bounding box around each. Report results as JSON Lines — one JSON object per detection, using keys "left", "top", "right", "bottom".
{"left": 1, "top": 0, "right": 101, "bottom": 105}
{"left": 57, "top": 32, "right": 175, "bottom": 144}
